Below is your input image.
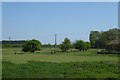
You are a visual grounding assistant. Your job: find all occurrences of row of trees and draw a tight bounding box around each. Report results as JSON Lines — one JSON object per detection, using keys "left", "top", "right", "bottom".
{"left": 1, "top": 40, "right": 55, "bottom": 48}
{"left": 3, "top": 28, "right": 119, "bottom": 53}
{"left": 89, "top": 28, "right": 119, "bottom": 49}
{"left": 59, "top": 38, "right": 90, "bottom": 52}
{"left": 22, "top": 38, "right": 90, "bottom": 53}
{"left": 1, "top": 40, "right": 26, "bottom": 47}
{"left": 2, "top": 40, "right": 26, "bottom": 44}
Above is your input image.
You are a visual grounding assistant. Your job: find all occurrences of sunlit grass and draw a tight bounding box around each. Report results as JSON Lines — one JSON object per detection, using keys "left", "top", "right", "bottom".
{"left": 2, "top": 47, "right": 119, "bottom": 78}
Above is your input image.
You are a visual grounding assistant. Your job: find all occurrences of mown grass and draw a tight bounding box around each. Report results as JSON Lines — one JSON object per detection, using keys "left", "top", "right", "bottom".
{"left": 2, "top": 47, "right": 119, "bottom": 78}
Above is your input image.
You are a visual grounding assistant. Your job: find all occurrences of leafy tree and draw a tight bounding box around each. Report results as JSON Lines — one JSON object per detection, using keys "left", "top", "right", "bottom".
{"left": 73, "top": 40, "right": 86, "bottom": 51}
{"left": 89, "top": 28, "right": 119, "bottom": 49}
{"left": 85, "top": 42, "right": 91, "bottom": 50}
{"left": 89, "top": 31, "right": 100, "bottom": 48}
{"left": 95, "top": 32, "right": 107, "bottom": 49}
{"left": 59, "top": 38, "right": 71, "bottom": 52}
{"left": 22, "top": 39, "right": 41, "bottom": 53}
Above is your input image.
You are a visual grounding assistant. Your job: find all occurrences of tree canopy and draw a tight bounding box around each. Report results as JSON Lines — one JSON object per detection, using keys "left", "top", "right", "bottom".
{"left": 73, "top": 40, "right": 90, "bottom": 51}
{"left": 22, "top": 39, "right": 42, "bottom": 53}
{"left": 59, "top": 38, "right": 71, "bottom": 52}
{"left": 89, "top": 28, "right": 119, "bottom": 49}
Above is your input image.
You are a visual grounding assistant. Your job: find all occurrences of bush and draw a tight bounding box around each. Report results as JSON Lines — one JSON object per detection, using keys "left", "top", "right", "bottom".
{"left": 73, "top": 40, "right": 90, "bottom": 51}
{"left": 22, "top": 39, "right": 42, "bottom": 53}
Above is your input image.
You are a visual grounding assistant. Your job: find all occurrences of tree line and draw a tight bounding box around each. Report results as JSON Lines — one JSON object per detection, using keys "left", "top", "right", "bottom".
{"left": 2, "top": 28, "right": 119, "bottom": 52}
{"left": 21, "top": 38, "right": 90, "bottom": 53}
{"left": 1, "top": 40, "right": 26, "bottom": 48}
{"left": 90, "top": 28, "right": 119, "bottom": 49}
{"left": 59, "top": 38, "right": 90, "bottom": 52}
{"left": 1, "top": 40, "right": 55, "bottom": 48}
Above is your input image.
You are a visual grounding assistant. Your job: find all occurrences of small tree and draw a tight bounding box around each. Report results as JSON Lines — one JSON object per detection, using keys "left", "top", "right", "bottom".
{"left": 59, "top": 38, "right": 71, "bottom": 52}
{"left": 73, "top": 40, "right": 86, "bottom": 51}
{"left": 22, "top": 39, "right": 41, "bottom": 53}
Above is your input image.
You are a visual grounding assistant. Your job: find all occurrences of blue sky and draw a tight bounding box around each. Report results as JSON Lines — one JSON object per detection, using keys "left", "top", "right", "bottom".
{"left": 2, "top": 2, "right": 118, "bottom": 44}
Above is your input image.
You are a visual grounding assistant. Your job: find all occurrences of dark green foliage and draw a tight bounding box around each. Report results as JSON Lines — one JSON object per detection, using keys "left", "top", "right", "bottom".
{"left": 118, "top": 44, "right": 120, "bottom": 52}
{"left": 73, "top": 40, "right": 85, "bottom": 51}
{"left": 22, "top": 39, "right": 41, "bottom": 53}
{"left": 89, "top": 31, "right": 100, "bottom": 48}
{"left": 59, "top": 38, "right": 71, "bottom": 52}
{"left": 89, "top": 28, "right": 119, "bottom": 49}
{"left": 1, "top": 40, "right": 26, "bottom": 48}
{"left": 105, "top": 44, "right": 120, "bottom": 52}
{"left": 2, "top": 40, "right": 26, "bottom": 44}
{"left": 73, "top": 40, "right": 90, "bottom": 51}
{"left": 86, "top": 42, "right": 91, "bottom": 49}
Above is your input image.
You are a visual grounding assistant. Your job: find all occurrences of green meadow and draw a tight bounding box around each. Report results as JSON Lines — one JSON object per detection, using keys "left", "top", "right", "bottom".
{"left": 2, "top": 48, "right": 119, "bottom": 78}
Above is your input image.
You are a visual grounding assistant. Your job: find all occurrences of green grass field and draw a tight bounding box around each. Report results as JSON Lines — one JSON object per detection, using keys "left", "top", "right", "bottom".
{"left": 2, "top": 47, "right": 119, "bottom": 78}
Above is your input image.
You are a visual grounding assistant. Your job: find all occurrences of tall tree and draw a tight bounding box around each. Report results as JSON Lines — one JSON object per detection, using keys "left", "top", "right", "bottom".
{"left": 89, "top": 31, "right": 100, "bottom": 48}
{"left": 59, "top": 38, "right": 71, "bottom": 52}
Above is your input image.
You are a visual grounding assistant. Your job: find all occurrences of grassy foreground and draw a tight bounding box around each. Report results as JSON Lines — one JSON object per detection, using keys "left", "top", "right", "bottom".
{"left": 2, "top": 48, "right": 119, "bottom": 78}
{"left": 3, "top": 61, "right": 118, "bottom": 78}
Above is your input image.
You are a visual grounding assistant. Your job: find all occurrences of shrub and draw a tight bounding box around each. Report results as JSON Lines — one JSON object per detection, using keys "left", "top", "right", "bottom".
{"left": 73, "top": 40, "right": 91, "bottom": 51}
{"left": 22, "top": 39, "right": 41, "bottom": 53}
